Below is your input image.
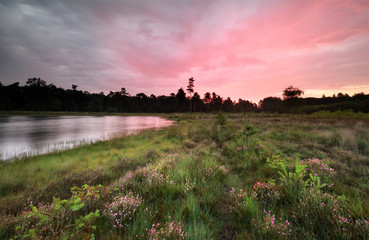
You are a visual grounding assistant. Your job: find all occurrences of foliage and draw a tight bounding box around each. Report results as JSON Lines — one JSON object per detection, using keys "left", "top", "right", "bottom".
{"left": 0, "top": 114, "right": 368, "bottom": 239}
{"left": 148, "top": 221, "right": 187, "bottom": 239}
{"left": 14, "top": 196, "right": 100, "bottom": 239}
{"left": 186, "top": 77, "right": 195, "bottom": 97}
{"left": 216, "top": 112, "right": 227, "bottom": 126}
{"left": 254, "top": 210, "right": 292, "bottom": 239}
{"left": 266, "top": 155, "right": 287, "bottom": 171}
{"left": 267, "top": 157, "right": 309, "bottom": 202}
{"left": 252, "top": 181, "right": 283, "bottom": 208}
{"left": 282, "top": 85, "right": 304, "bottom": 100}
{"left": 103, "top": 192, "right": 143, "bottom": 232}
{"left": 239, "top": 122, "right": 258, "bottom": 137}
{"left": 2, "top": 79, "right": 369, "bottom": 113}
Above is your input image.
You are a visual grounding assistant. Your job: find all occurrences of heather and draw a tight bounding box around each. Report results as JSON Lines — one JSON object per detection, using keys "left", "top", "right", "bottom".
{"left": 0, "top": 113, "right": 368, "bottom": 239}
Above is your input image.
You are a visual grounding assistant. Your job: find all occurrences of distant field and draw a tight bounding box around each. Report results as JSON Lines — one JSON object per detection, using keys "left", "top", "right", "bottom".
{"left": 1, "top": 113, "right": 368, "bottom": 239}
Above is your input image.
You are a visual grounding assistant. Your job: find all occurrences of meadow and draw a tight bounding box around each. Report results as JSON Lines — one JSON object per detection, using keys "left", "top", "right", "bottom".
{"left": 0, "top": 112, "right": 368, "bottom": 239}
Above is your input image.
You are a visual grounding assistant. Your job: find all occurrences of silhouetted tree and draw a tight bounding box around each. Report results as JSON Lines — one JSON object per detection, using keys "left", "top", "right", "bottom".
{"left": 259, "top": 97, "right": 283, "bottom": 113}
{"left": 88, "top": 93, "right": 104, "bottom": 112}
{"left": 1, "top": 79, "right": 367, "bottom": 114}
{"left": 282, "top": 85, "right": 304, "bottom": 113}
{"left": 223, "top": 97, "right": 234, "bottom": 112}
{"left": 203, "top": 92, "right": 211, "bottom": 112}
{"left": 211, "top": 92, "right": 223, "bottom": 112}
{"left": 236, "top": 99, "right": 257, "bottom": 112}
{"left": 186, "top": 77, "right": 195, "bottom": 112}
{"left": 176, "top": 88, "right": 187, "bottom": 112}
{"left": 192, "top": 92, "right": 202, "bottom": 112}
{"left": 186, "top": 77, "right": 195, "bottom": 97}
{"left": 121, "top": 88, "right": 128, "bottom": 96}
{"left": 283, "top": 85, "right": 304, "bottom": 100}
{"left": 26, "top": 78, "right": 47, "bottom": 88}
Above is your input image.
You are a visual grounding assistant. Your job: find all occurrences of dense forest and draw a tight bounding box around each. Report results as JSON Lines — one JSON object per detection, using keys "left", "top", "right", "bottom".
{"left": 0, "top": 78, "right": 368, "bottom": 113}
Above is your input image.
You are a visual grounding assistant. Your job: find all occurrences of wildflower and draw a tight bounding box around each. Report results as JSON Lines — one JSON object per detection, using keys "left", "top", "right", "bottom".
{"left": 301, "top": 158, "right": 335, "bottom": 177}
{"left": 219, "top": 165, "right": 229, "bottom": 174}
{"left": 104, "top": 192, "right": 143, "bottom": 232}
{"left": 148, "top": 221, "right": 187, "bottom": 239}
{"left": 259, "top": 210, "right": 292, "bottom": 237}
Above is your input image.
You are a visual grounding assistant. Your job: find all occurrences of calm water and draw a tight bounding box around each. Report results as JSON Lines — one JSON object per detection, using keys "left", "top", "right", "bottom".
{"left": 0, "top": 116, "right": 173, "bottom": 160}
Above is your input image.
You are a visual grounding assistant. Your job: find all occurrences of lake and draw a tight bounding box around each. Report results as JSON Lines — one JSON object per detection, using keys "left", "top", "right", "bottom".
{"left": 0, "top": 116, "right": 173, "bottom": 160}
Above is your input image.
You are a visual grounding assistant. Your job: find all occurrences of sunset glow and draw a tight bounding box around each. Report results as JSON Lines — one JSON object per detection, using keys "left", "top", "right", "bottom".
{"left": 1, "top": 0, "right": 369, "bottom": 102}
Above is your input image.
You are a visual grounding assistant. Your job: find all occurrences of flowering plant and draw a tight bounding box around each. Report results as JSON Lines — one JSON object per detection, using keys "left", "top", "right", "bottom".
{"left": 104, "top": 192, "right": 143, "bottom": 231}
{"left": 148, "top": 221, "right": 187, "bottom": 240}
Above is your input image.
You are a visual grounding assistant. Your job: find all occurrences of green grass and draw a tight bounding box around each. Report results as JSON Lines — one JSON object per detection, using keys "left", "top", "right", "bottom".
{"left": 0, "top": 112, "right": 368, "bottom": 239}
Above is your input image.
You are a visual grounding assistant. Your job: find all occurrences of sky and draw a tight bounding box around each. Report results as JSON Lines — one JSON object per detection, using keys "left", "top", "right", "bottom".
{"left": 1, "top": 0, "right": 369, "bottom": 103}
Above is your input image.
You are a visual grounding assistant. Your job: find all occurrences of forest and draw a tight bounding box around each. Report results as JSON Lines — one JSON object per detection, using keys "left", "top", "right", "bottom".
{"left": 0, "top": 77, "right": 368, "bottom": 114}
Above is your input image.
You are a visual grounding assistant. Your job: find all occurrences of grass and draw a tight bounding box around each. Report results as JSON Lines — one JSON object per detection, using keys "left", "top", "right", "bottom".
{"left": 0, "top": 112, "right": 368, "bottom": 239}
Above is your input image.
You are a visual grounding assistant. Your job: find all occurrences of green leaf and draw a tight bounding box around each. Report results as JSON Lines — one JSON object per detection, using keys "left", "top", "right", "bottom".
{"left": 70, "top": 202, "right": 84, "bottom": 211}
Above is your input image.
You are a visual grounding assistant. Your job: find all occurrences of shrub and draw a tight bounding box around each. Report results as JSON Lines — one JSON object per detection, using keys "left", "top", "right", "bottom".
{"left": 71, "top": 184, "right": 111, "bottom": 213}
{"left": 104, "top": 192, "right": 143, "bottom": 232}
{"left": 252, "top": 181, "right": 283, "bottom": 208}
{"left": 14, "top": 197, "right": 100, "bottom": 239}
{"left": 269, "top": 157, "right": 309, "bottom": 202}
{"left": 290, "top": 187, "right": 369, "bottom": 239}
{"left": 254, "top": 210, "right": 292, "bottom": 239}
{"left": 147, "top": 221, "right": 187, "bottom": 240}
{"left": 301, "top": 158, "right": 335, "bottom": 178}
{"left": 0, "top": 214, "right": 17, "bottom": 239}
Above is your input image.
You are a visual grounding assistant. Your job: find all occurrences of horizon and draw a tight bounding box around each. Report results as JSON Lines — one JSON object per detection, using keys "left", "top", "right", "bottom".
{"left": 2, "top": 78, "right": 367, "bottom": 105}
{"left": 1, "top": 1, "right": 369, "bottom": 103}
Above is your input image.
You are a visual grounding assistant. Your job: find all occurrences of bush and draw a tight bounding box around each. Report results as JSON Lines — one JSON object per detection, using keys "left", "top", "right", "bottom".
{"left": 148, "top": 221, "right": 187, "bottom": 240}
{"left": 252, "top": 181, "right": 283, "bottom": 208}
{"left": 14, "top": 196, "right": 100, "bottom": 239}
{"left": 103, "top": 192, "right": 143, "bottom": 232}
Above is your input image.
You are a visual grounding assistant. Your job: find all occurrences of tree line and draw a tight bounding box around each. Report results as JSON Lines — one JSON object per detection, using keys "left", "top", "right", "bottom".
{"left": 0, "top": 78, "right": 368, "bottom": 113}
{"left": 259, "top": 85, "right": 369, "bottom": 113}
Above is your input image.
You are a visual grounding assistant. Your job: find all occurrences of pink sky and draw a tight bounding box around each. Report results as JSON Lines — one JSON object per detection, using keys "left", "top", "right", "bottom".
{"left": 1, "top": 0, "right": 369, "bottom": 103}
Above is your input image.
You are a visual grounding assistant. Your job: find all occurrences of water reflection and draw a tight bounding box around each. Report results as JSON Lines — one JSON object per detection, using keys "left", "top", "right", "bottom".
{"left": 0, "top": 116, "right": 173, "bottom": 160}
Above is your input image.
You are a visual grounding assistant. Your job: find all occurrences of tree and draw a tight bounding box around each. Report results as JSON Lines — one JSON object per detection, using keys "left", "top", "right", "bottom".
{"left": 136, "top": 93, "right": 147, "bottom": 99}
{"left": 176, "top": 88, "right": 187, "bottom": 112}
{"left": 121, "top": 88, "right": 129, "bottom": 96}
{"left": 192, "top": 92, "right": 202, "bottom": 112}
{"left": 72, "top": 84, "right": 78, "bottom": 91}
{"left": 223, "top": 97, "right": 234, "bottom": 112}
{"left": 259, "top": 97, "right": 283, "bottom": 113}
{"left": 282, "top": 85, "right": 304, "bottom": 100}
{"left": 236, "top": 99, "right": 257, "bottom": 112}
{"left": 26, "top": 77, "right": 47, "bottom": 88}
{"left": 186, "top": 77, "right": 195, "bottom": 112}
{"left": 203, "top": 92, "right": 211, "bottom": 104}
{"left": 282, "top": 85, "right": 304, "bottom": 113}
{"left": 211, "top": 92, "right": 223, "bottom": 112}
{"left": 186, "top": 77, "right": 195, "bottom": 98}
{"left": 203, "top": 92, "right": 211, "bottom": 112}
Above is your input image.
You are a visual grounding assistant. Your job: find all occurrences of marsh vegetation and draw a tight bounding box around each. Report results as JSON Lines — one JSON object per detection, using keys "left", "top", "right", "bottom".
{"left": 0, "top": 113, "right": 368, "bottom": 239}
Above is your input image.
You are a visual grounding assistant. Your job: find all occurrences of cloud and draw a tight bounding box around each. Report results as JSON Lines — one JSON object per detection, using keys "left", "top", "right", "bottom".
{"left": 0, "top": 0, "right": 369, "bottom": 102}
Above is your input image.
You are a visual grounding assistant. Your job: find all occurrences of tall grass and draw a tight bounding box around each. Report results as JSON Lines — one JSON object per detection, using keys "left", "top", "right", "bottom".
{"left": 0, "top": 113, "right": 368, "bottom": 239}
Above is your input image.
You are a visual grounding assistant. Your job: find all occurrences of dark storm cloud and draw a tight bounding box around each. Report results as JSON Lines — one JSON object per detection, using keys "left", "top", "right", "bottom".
{"left": 0, "top": 0, "right": 112, "bottom": 91}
